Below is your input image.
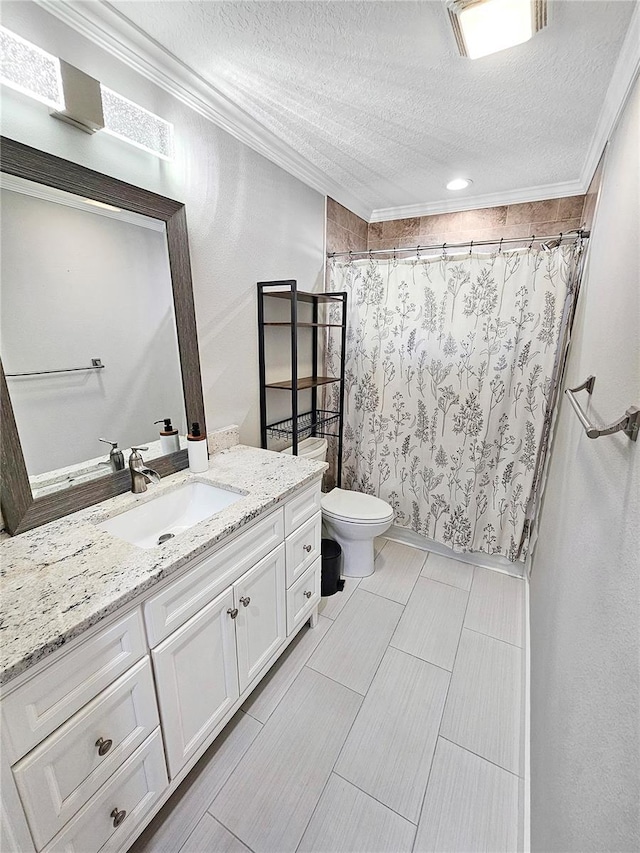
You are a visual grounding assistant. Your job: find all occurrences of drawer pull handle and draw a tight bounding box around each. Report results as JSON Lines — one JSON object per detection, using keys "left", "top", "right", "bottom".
{"left": 110, "top": 808, "right": 126, "bottom": 828}
{"left": 95, "top": 737, "right": 113, "bottom": 756}
{"left": 304, "top": 590, "right": 312, "bottom": 599}
{"left": 239, "top": 596, "right": 251, "bottom": 607}
{"left": 303, "top": 544, "right": 313, "bottom": 553}
{"left": 227, "top": 607, "right": 239, "bottom": 619}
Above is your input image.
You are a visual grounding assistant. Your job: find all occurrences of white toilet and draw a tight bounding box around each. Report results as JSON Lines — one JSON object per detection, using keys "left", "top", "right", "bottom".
{"left": 283, "top": 438, "right": 394, "bottom": 578}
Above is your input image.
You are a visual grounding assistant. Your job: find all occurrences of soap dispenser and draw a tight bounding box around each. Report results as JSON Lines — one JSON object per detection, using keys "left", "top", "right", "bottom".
{"left": 187, "top": 422, "right": 208, "bottom": 473}
{"left": 98, "top": 438, "right": 125, "bottom": 472}
{"left": 154, "top": 418, "right": 180, "bottom": 454}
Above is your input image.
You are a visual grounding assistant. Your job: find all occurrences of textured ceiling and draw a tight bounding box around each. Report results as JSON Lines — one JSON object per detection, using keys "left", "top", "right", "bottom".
{"left": 107, "top": 0, "right": 635, "bottom": 216}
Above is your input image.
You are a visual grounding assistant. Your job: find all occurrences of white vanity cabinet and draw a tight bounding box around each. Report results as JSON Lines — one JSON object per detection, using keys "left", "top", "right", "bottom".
{"left": 0, "top": 476, "right": 323, "bottom": 853}
{"left": 233, "top": 544, "right": 287, "bottom": 692}
{"left": 0, "top": 613, "right": 164, "bottom": 853}
{"left": 151, "top": 587, "right": 240, "bottom": 778}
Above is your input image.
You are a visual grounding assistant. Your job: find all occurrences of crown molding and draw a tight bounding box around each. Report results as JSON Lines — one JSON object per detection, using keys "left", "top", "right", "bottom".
{"left": 34, "top": 0, "right": 372, "bottom": 220}
{"left": 579, "top": 1, "right": 640, "bottom": 189}
{"left": 33, "top": 0, "right": 640, "bottom": 226}
{"left": 369, "top": 179, "right": 585, "bottom": 223}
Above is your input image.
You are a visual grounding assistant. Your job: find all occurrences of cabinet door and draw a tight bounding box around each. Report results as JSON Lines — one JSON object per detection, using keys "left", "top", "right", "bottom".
{"left": 152, "top": 589, "right": 239, "bottom": 778}
{"left": 234, "top": 544, "right": 286, "bottom": 693}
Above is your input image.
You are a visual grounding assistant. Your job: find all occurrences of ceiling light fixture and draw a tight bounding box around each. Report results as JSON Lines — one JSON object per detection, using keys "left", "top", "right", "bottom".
{"left": 447, "top": 0, "right": 547, "bottom": 59}
{"left": 447, "top": 178, "right": 473, "bottom": 191}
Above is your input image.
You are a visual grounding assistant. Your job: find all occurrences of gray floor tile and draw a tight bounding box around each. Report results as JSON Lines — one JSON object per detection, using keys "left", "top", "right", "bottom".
{"left": 359, "top": 540, "right": 426, "bottom": 604}
{"left": 181, "top": 814, "right": 250, "bottom": 853}
{"left": 242, "top": 617, "right": 332, "bottom": 723}
{"left": 308, "top": 589, "right": 404, "bottom": 694}
{"left": 374, "top": 536, "right": 388, "bottom": 556}
{"left": 414, "top": 738, "right": 519, "bottom": 853}
{"left": 129, "top": 711, "right": 262, "bottom": 853}
{"left": 210, "top": 667, "right": 361, "bottom": 853}
{"left": 441, "top": 629, "right": 522, "bottom": 775}
{"left": 465, "top": 567, "right": 525, "bottom": 646}
{"left": 298, "top": 774, "right": 416, "bottom": 853}
{"left": 335, "top": 647, "right": 449, "bottom": 822}
{"left": 390, "top": 577, "right": 468, "bottom": 671}
{"left": 318, "top": 576, "right": 360, "bottom": 620}
{"left": 421, "top": 552, "right": 474, "bottom": 591}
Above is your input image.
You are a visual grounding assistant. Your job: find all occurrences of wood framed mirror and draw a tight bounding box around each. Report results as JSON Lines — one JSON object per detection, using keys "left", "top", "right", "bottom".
{"left": 1, "top": 137, "right": 205, "bottom": 535}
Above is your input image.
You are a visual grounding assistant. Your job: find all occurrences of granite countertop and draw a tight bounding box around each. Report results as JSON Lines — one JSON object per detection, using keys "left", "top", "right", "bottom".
{"left": 0, "top": 445, "right": 326, "bottom": 688}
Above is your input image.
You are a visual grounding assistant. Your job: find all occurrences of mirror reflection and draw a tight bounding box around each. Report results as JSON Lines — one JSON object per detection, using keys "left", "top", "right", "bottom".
{"left": 1, "top": 175, "right": 186, "bottom": 496}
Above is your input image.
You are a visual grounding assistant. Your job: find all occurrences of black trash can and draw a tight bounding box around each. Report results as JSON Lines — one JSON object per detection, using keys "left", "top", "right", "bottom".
{"left": 321, "top": 538, "right": 344, "bottom": 596}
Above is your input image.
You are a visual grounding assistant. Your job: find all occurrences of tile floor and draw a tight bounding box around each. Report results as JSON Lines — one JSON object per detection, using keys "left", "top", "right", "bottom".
{"left": 131, "top": 539, "right": 525, "bottom": 853}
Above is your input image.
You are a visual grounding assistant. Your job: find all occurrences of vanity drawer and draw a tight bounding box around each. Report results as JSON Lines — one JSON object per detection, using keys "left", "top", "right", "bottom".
{"left": 145, "top": 508, "right": 284, "bottom": 646}
{"left": 284, "top": 481, "right": 322, "bottom": 537}
{"left": 13, "top": 658, "right": 159, "bottom": 851}
{"left": 41, "top": 729, "right": 167, "bottom": 853}
{"left": 286, "top": 557, "right": 321, "bottom": 635}
{"left": 285, "top": 511, "right": 321, "bottom": 587}
{"left": 1, "top": 610, "right": 147, "bottom": 762}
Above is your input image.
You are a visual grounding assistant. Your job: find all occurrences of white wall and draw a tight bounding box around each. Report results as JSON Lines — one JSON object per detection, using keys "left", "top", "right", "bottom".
{"left": 1, "top": 189, "right": 184, "bottom": 474}
{"left": 0, "top": 1, "right": 325, "bottom": 448}
{"left": 530, "top": 76, "right": 639, "bottom": 852}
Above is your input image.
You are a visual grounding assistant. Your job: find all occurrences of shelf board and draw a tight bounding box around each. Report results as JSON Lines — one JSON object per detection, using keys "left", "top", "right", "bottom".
{"left": 263, "top": 290, "right": 343, "bottom": 303}
{"left": 265, "top": 375, "right": 341, "bottom": 390}
{"left": 263, "top": 322, "right": 343, "bottom": 328}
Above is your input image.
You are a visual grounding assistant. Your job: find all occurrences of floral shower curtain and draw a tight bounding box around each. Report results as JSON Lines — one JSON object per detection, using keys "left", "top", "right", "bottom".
{"left": 326, "top": 246, "right": 576, "bottom": 562}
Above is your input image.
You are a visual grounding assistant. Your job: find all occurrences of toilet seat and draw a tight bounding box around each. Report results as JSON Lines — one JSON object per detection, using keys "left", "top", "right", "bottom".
{"left": 321, "top": 488, "right": 393, "bottom": 525}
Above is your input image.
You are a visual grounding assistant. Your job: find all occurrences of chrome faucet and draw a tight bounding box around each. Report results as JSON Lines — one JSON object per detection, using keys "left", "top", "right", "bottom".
{"left": 128, "top": 447, "right": 161, "bottom": 494}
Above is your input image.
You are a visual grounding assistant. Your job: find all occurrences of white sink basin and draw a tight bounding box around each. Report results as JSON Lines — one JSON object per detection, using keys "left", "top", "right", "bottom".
{"left": 97, "top": 482, "right": 243, "bottom": 549}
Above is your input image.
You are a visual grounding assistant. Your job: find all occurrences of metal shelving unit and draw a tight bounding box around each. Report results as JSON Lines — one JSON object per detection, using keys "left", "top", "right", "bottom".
{"left": 257, "top": 279, "right": 347, "bottom": 486}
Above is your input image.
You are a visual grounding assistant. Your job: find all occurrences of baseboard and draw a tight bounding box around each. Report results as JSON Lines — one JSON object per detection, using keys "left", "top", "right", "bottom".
{"left": 385, "top": 524, "right": 526, "bottom": 578}
{"left": 521, "top": 575, "right": 531, "bottom": 852}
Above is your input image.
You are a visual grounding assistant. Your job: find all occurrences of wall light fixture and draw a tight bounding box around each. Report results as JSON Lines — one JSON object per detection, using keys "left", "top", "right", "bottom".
{"left": 0, "top": 26, "right": 173, "bottom": 159}
{"left": 0, "top": 26, "right": 64, "bottom": 109}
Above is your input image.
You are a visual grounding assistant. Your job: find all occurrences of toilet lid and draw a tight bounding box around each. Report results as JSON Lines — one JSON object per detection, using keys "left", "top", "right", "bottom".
{"left": 321, "top": 488, "right": 393, "bottom": 523}
{"left": 281, "top": 437, "right": 327, "bottom": 457}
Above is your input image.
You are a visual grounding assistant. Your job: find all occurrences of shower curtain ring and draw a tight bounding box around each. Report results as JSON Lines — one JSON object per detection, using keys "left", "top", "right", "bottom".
{"left": 416, "top": 244, "right": 421, "bottom": 260}
{"left": 528, "top": 235, "right": 535, "bottom": 251}
{"left": 498, "top": 237, "right": 504, "bottom": 254}
{"left": 442, "top": 242, "right": 447, "bottom": 259}
{"left": 393, "top": 247, "right": 397, "bottom": 261}
{"left": 469, "top": 240, "right": 473, "bottom": 256}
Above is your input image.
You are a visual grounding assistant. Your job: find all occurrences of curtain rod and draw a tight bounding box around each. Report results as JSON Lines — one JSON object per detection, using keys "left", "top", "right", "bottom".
{"left": 327, "top": 229, "right": 590, "bottom": 258}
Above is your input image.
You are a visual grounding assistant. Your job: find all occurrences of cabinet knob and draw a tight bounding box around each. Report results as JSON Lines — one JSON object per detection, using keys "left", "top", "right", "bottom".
{"left": 304, "top": 590, "right": 312, "bottom": 599}
{"left": 227, "top": 607, "right": 239, "bottom": 619}
{"left": 95, "top": 737, "right": 113, "bottom": 757}
{"left": 239, "top": 596, "right": 251, "bottom": 607}
{"left": 303, "top": 544, "right": 312, "bottom": 553}
{"left": 110, "top": 808, "right": 126, "bottom": 828}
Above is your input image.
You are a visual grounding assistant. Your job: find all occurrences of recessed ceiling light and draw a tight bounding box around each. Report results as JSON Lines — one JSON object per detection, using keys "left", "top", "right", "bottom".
{"left": 447, "top": 0, "right": 547, "bottom": 60}
{"left": 447, "top": 178, "right": 473, "bottom": 191}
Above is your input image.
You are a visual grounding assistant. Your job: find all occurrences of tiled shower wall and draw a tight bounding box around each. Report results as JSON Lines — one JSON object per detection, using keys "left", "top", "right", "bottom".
{"left": 326, "top": 198, "right": 368, "bottom": 253}
{"left": 368, "top": 196, "right": 586, "bottom": 251}
{"left": 326, "top": 195, "right": 589, "bottom": 255}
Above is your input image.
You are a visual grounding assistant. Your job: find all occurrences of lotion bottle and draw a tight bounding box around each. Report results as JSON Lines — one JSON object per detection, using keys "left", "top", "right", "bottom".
{"left": 154, "top": 418, "right": 180, "bottom": 454}
{"left": 187, "top": 422, "right": 208, "bottom": 473}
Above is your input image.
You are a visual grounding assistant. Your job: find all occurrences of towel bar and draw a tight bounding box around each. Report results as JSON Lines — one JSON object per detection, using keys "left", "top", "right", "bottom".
{"left": 565, "top": 375, "right": 639, "bottom": 442}
{"left": 6, "top": 358, "right": 104, "bottom": 378}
